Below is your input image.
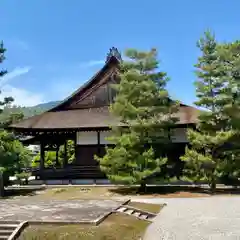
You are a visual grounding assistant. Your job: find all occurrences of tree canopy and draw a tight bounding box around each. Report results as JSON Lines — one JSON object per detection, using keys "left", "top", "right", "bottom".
{"left": 180, "top": 31, "right": 240, "bottom": 190}
{"left": 96, "top": 48, "right": 179, "bottom": 189}
{"left": 0, "top": 41, "right": 32, "bottom": 191}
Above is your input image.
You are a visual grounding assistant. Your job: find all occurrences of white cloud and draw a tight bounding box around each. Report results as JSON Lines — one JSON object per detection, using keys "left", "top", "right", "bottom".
{"left": 0, "top": 85, "right": 44, "bottom": 107}
{"left": 0, "top": 66, "right": 44, "bottom": 106}
{"left": 0, "top": 66, "right": 31, "bottom": 87}
{"left": 79, "top": 59, "right": 105, "bottom": 68}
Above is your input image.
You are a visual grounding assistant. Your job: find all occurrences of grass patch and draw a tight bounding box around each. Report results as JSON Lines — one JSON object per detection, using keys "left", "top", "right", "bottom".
{"left": 27, "top": 186, "right": 211, "bottom": 200}
{"left": 9, "top": 185, "right": 240, "bottom": 201}
{"left": 19, "top": 213, "right": 150, "bottom": 240}
{"left": 38, "top": 187, "right": 119, "bottom": 200}
{"left": 127, "top": 202, "right": 163, "bottom": 214}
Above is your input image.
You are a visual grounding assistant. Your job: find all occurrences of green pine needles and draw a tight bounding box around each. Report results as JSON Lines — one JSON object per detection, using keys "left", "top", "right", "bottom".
{"left": 181, "top": 31, "right": 240, "bottom": 191}
{"left": 96, "top": 49, "right": 179, "bottom": 189}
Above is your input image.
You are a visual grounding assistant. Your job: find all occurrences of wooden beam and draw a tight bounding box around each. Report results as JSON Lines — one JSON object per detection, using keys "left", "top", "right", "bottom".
{"left": 97, "top": 131, "right": 100, "bottom": 155}
{"left": 74, "top": 133, "right": 77, "bottom": 163}
{"left": 40, "top": 143, "right": 45, "bottom": 171}
{"left": 56, "top": 145, "right": 60, "bottom": 166}
{"left": 63, "top": 140, "right": 68, "bottom": 167}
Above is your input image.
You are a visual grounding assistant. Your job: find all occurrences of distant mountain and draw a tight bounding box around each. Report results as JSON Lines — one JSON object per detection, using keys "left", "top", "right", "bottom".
{"left": 20, "top": 100, "right": 61, "bottom": 117}
{"left": 25, "top": 101, "right": 60, "bottom": 112}
{"left": 0, "top": 101, "right": 61, "bottom": 123}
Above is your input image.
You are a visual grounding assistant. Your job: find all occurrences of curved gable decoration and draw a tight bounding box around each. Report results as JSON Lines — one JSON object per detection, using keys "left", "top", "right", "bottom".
{"left": 49, "top": 48, "right": 121, "bottom": 112}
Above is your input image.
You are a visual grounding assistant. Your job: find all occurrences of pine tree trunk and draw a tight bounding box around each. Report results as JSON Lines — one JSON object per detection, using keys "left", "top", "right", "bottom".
{"left": 210, "top": 178, "right": 216, "bottom": 193}
{"left": 139, "top": 182, "right": 147, "bottom": 193}
{"left": 0, "top": 173, "right": 4, "bottom": 197}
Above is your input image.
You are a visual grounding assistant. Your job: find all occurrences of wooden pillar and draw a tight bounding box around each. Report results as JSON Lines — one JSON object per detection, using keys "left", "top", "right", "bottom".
{"left": 56, "top": 145, "right": 59, "bottom": 167}
{"left": 74, "top": 133, "right": 77, "bottom": 163}
{"left": 40, "top": 143, "right": 45, "bottom": 170}
{"left": 0, "top": 172, "right": 4, "bottom": 197}
{"left": 97, "top": 131, "right": 101, "bottom": 155}
{"left": 63, "top": 140, "right": 68, "bottom": 167}
{"left": 96, "top": 131, "right": 101, "bottom": 166}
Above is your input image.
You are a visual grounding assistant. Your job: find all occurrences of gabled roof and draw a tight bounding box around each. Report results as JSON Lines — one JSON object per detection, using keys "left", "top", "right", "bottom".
{"left": 50, "top": 55, "right": 120, "bottom": 112}
{"left": 10, "top": 105, "right": 199, "bottom": 131}
{"left": 9, "top": 48, "right": 200, "bottom": 132}
{"left": 10, "top": 106, "right": 119, "bottom": 130}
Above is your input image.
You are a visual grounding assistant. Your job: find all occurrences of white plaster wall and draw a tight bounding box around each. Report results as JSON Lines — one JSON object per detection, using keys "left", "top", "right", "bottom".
{"left": 171, "top": 128, "right": 188, "bottom": 143}
{"left": 76, "top": 131, "right": 98, "bottom": 145}
{"left": 76, "top": 128, "right": 188, "bottom": 145}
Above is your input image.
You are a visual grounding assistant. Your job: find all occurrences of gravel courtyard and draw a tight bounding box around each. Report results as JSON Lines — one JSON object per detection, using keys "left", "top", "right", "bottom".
{"left": 135, "top": 196, "right": 240, "bottom": 240}
{"left": 0, "top": 199, "right": 122, "bottom": 222}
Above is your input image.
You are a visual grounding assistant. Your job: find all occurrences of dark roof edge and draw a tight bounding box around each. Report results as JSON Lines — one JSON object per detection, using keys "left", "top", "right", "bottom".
{"left": 9, "top": 123, "right": 195, "bottom": 133}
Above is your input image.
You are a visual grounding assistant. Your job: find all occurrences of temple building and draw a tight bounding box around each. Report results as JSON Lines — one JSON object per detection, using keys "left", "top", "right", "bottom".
{"left": 9, "top": 48, "right": 199, "bottom": 180}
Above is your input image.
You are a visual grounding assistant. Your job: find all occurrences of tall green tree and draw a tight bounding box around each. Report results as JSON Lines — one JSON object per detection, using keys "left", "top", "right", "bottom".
{"left": 0, "top": 41, "right": 31, "bottom": 194}
{"left": 0, "top": 41, "right": 8, "bottom": 195}
{"left": 215, "top": 40, "right": 240, "bottom": 181}
{"left": 0, "top": 41, "right": 14, "bottom": 110}
{"left": 180, "top": 31, "right": 237, "bottom": 191}
{"left": 96, "top": 48, "right": 179, "bottom": 190}
{"left": 0, "top": 132, "right": 31, "bottom": 175}
{"left": 0, "top": 41, "right": 7, "bottom": 78}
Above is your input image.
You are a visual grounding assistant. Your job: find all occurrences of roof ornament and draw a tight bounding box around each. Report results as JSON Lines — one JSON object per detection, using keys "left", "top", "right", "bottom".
{"left": 106, "top": 47, "right": 122, "bottom": 62}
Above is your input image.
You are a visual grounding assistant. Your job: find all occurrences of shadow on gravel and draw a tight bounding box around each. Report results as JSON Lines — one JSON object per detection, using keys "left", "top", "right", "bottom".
{"left": 3, "top": 186, "right": 46, "bottom": 198}
{"left": 110, "top": 186, "right": 240, "bottom": 196}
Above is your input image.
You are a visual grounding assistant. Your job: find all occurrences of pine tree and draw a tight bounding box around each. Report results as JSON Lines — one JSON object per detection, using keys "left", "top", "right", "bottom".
{"left": 180, "top": 31, "right": 236, "bottom": 191}
{"left": 0, "top": 41, "right": 21, "bottom": 195}
{"left": 0, "top": 41, "right": 7, "bottom": 196}
{"left": 96, "top": 48, "right": 179, "bottom": 191}
{"left": 0, "top": 41, "right": 13, "bottom": 110}
{"left": 216, "top": 41, "right": 240, "bottom": 130}
{"left": 215, "top": 40, "right": 240, "bottom": 182}
{"left": 0, "top": 41, "right": 7, "bottom": 78}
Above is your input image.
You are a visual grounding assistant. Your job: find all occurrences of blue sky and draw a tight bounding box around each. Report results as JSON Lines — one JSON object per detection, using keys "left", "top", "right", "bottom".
{"left": 1, "top": 0, "right": 239, "bottom": 106}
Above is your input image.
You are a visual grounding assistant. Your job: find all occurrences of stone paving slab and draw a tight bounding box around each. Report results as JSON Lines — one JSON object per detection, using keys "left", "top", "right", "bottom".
{"left": 0, "top": 199, "right": 123, "bottom": 222}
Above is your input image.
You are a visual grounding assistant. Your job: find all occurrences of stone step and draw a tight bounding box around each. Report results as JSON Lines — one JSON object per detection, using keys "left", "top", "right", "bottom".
{"left": 125, "top": 209, "right": 134, "bottom": 215}
{"left": 0, "top": 224, "right": 18, "bottom": 230}
{"left": 0, "top": 229, "right": 13, "bottom": 235}
{"left": 0, "top": 236, "right": 11, "bottom": 240}
{"left": 0, "top": 221, "right": 20, "bottom": 225}
{"left": 0, "top": 222, "right": 24, "bottom": 240}
{"left": 139, "top": 214, "right": 148, "bottom": 220}
{"left": 117, "top": 207, "right": 127, "bottom": 212}
{"left": 133, "top": 211, "right": 141, "bottom": 217}
{"left": 117, "top": 205, "right": 155, "bottom": 221}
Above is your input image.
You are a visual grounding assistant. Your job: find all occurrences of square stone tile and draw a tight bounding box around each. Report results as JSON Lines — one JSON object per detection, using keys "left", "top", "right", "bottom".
{"left": 0, "top": 199, "right": 123, "bottom": 222}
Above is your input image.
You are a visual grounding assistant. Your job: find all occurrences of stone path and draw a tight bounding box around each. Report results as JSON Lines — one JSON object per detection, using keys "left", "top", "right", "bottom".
{"left": 132, "top": 197, "right": 240, "bottom": 240}
{"left": 0, "top": 199, "right": 122, "bottom": 222}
